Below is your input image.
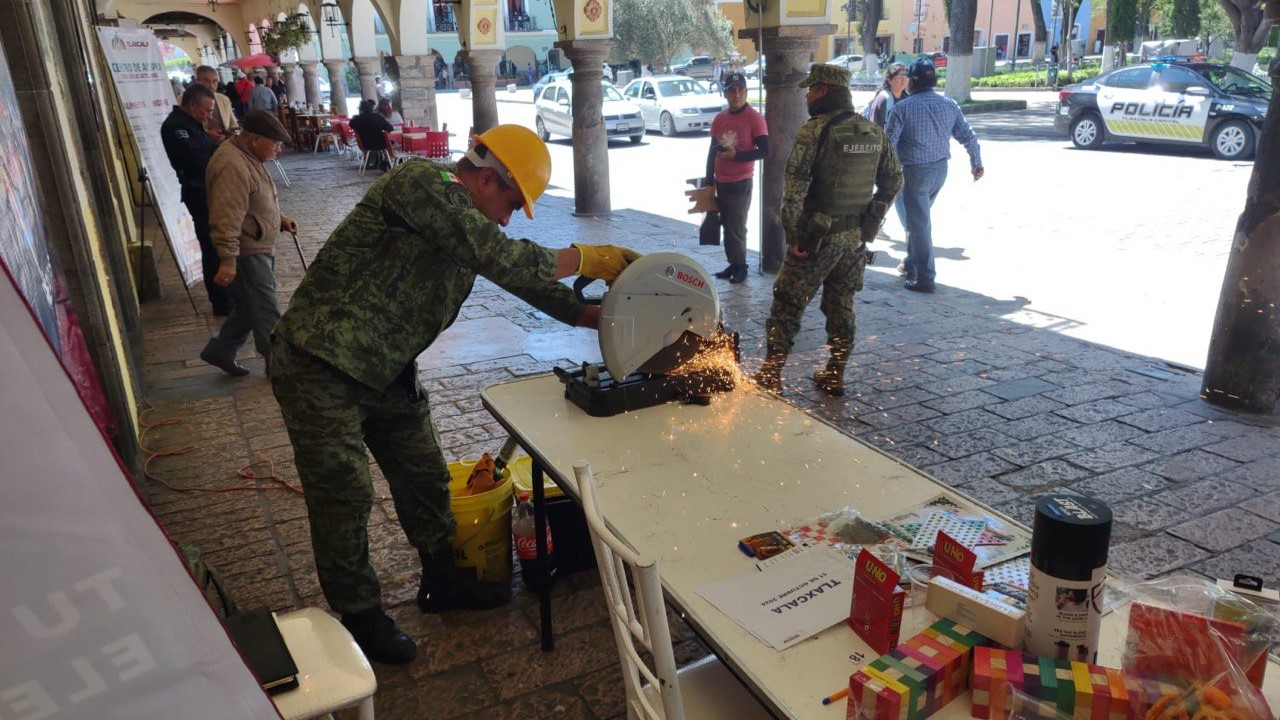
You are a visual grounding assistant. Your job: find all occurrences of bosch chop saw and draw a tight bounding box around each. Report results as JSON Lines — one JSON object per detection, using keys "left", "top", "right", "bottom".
{"left": 554, "top": 252, "right": 739, "bottom": 416}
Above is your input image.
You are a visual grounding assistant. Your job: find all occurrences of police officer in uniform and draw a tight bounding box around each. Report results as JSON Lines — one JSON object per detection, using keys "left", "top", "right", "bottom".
{"left": 160, "top": 84, "right": 237, "bottom": 316}
{"left": 753, "top": 65, "right": 902, "bottom": 396}
{"left": 270, "top": 124, "right": 639, "bottom": 665}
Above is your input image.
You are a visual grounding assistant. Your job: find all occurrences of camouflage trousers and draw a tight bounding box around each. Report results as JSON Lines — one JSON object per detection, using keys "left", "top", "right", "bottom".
{"left": 764, "top": 230, "right": 867, "bottom": 354}
{"left": 269, "top": 337, "right": 456, "bottom": 615}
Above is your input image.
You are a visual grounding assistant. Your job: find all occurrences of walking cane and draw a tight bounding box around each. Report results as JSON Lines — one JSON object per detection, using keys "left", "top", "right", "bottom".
{"left": 289, "top": 230, "right": 308, "bottom": 271}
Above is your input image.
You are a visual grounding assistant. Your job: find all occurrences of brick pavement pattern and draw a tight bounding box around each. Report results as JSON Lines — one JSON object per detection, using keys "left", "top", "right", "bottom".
{"left": 138, "top": 152, "right": 1280, "bottom": 719}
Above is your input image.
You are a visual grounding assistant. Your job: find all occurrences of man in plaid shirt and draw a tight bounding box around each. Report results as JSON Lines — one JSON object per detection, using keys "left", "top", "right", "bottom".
{"left": 885, "top": 58, "right": 984, "bottom": 293}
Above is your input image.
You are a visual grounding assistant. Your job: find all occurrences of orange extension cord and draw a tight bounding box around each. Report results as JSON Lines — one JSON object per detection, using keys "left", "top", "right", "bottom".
{"left": 139, "top": 408, "right": 303, "bottom": 496}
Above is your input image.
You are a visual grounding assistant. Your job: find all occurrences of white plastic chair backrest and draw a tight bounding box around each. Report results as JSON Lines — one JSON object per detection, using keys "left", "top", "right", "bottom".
{"left": 573, "top": 462, "right": 684, "bottom": 720}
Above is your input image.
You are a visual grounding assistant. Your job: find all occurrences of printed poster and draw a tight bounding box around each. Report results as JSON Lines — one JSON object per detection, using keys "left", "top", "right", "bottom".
{"left": 696, "top": 546, "right": 853, "bottom": 651}
{"left": 96, "top": 27, "right": 202, "bottom": 287}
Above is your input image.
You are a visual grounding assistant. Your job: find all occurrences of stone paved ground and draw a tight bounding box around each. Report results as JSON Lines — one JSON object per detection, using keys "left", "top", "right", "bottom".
{"left": 138, "top": 150, "right": 1280, "bottom": 719}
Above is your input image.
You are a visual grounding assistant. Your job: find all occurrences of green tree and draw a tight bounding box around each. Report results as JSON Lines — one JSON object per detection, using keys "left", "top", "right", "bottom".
{"left": 1217, "top": 0, "right": 1273, "bottom": 68}
{"left": 612, "top": 0, "right": 734, "bottom": 68}
{"left": 1200, "top": 0, "right": 1233, "bottom": 57}
{"left": 1108, "top": 0, "right": 1137, "bottom": 45}
{"left": 1171, "top": 0, "right": 1201, "bottom": 35}
{"left": 856, "top": 0, "right": 884, "bottom": 69}
{"left": 1030, "top": 0, "right": 1049, "bottom": 58}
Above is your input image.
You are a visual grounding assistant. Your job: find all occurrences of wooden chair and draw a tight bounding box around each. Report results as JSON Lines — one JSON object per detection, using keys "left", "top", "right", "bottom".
{"left": 572, "top": 462, "right": 773, "bottom": 720}
{"left": 270, "top": 607, "right": 376, "bottom": 720}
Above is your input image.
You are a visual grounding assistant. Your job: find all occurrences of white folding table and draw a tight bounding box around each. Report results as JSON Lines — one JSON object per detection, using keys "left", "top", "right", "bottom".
{"left": 481, "top": 374, "right": 1280, "bottom": 719}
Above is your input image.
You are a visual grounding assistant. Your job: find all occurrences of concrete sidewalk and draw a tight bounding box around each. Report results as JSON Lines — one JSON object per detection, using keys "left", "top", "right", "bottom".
{"left": 138, "top": 151, "right": 1279, "bottom": 720}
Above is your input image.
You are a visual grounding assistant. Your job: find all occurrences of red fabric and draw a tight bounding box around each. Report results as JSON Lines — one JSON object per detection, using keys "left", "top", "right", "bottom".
{"left": 711, "top": 105, "right": 767, "bottom": 183}
{"left": 235, "top": 78, "right": 254, "bottom": 105}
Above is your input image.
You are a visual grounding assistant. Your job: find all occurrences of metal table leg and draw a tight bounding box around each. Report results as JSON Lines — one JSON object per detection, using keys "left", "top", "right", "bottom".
{"left": 532, "top": 460, "right": 554, "bottom": 651}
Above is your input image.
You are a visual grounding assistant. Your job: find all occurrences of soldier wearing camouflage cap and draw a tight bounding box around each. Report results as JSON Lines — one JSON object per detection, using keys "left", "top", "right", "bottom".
{"left": 269, "top": 124, "right": 640, "bottom": 665}
{"left": 753, "top": 62, "right": 902, "bottom": 396}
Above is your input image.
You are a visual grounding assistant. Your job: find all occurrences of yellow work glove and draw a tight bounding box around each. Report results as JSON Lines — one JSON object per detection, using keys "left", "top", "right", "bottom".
{"left": 572, "top": 244, "right": 642, "bottom": 284}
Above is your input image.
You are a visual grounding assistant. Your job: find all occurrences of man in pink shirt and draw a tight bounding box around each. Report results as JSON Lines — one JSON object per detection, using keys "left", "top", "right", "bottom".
{"left": 705, "top": 72, "right": 769, "bottom": 284}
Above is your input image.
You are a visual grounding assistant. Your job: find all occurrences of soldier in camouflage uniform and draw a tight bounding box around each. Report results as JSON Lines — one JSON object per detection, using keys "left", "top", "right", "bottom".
{"left": 270, "top": 124, "right": 639, "bottom": 665}
{"left": 753, "top": 64, "right": 903, "bottom": 397}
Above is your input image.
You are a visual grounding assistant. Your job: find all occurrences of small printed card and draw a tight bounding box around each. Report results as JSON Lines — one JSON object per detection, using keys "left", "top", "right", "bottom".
{"left": 909, "top": 510, "right": 987, "bottom": 551}
{"left": 932, "top": 530, "right": 984, "bottom": 591}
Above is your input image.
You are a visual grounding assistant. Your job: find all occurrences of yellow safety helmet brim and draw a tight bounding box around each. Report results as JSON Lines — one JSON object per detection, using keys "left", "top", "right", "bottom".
{"left": 475, "top": 124, "right": 551, "bottom": 219}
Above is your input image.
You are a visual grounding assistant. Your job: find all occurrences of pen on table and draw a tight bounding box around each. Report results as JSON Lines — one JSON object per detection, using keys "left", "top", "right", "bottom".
{"left": 822, "top": 687, "right": 849, "bottom": 705}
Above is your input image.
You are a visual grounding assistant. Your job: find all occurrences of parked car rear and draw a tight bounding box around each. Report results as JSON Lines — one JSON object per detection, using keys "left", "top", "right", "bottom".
{"left": 672, "top": 56, "right": 715, "bottom": 81}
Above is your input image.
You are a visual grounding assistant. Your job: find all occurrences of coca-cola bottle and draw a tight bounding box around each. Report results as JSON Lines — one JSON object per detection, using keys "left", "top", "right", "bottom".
{"left": 512, "top": 492, "right": 556, "bottom": 591}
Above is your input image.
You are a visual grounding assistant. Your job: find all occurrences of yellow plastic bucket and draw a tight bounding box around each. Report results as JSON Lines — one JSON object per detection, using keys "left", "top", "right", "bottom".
{"left": 448, "top": 458, "right": 518, "bottom": 583}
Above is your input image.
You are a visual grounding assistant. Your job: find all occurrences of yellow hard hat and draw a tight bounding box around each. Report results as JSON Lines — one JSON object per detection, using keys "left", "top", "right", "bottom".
{"left": 474, "top": 124, "right": 551, "bottom": 219}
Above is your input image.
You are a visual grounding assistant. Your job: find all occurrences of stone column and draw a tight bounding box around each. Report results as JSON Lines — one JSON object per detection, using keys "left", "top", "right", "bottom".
{"left": 301, "top": 61, "right": 321, "bottom": 107}
{"left": 395, "top": 54, "right": 438, "bottom": 129}
{"left": 740, "top": 26, "right": 832, "bottom": 274}
{"left": 555, "top": 39, "right": 617, "bottom": 217}
{"left": 281, "top": 62, "right": 302, "bottom": 104}
{"left": 323, "top": 59, "right": 349, "bottom": 115}
{"left": 353, "top": 56, "right": 382, "bottom": 103}
{"left": 461, "top": 49, "right": 504, "bottom": 133}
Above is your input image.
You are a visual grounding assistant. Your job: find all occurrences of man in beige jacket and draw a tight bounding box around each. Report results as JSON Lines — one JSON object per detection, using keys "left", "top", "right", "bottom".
{"left": 199, "top": 110, "right": 297, "bottom": 375}
{"left": 195, "top": 65, "right": 238, "bottom": 141}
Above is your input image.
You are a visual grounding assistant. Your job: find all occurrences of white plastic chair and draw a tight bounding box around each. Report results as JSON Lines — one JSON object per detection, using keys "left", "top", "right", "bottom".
{"left": 271, "top": 607, "right": 377, "bottom": 720}
{"left": 572, "top": 462, "right": 773, "bottom": 720}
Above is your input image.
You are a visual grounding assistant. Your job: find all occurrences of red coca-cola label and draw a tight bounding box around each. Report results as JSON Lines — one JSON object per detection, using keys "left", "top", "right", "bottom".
{"left": 515, "top": 530, "right": 553, "bottom": 560}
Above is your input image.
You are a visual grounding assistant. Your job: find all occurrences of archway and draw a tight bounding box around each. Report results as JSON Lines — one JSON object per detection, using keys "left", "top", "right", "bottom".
{"left": 138, "top": 10, "right": 241, "bottom": 62}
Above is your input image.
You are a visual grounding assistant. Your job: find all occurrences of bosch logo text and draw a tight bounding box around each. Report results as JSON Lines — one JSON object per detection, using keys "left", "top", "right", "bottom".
{"left": 676, "top": 271, "right": 705, "bottom": 289}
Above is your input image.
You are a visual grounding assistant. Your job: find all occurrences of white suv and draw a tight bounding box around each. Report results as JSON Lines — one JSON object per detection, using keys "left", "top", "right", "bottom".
{"left": 672, "top": 56, "right": 715, "bottom": 81}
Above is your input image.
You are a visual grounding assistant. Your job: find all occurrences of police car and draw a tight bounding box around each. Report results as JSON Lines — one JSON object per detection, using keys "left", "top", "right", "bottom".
{"left": 1054, "top": 60, "right": 1270, "bottom": 160}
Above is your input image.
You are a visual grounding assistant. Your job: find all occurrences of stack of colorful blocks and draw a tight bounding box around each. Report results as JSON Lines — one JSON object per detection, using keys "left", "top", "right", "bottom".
{"left": 847, "top": 619, "right": 993, "bottom": 720}
{"left": 970, "top": 647, "right": 1183, "bottom": 720}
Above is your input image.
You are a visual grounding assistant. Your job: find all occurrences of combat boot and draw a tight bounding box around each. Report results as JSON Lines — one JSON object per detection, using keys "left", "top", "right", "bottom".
{"left": 417, "top": 547, "right": 511, "bottom": 613}
{"left": 752, "top": 350, "right": 788, "bottom": 393}
{"left": 812, "top": 343, "right": 852, "bottom": 397}
{"left": 340, "top": 607, "right": 417, "bottom": 664}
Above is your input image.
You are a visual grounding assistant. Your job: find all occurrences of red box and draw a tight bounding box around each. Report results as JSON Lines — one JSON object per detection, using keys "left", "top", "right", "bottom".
{"left": 850, "top": 549, "right": 907, "bottom": 655}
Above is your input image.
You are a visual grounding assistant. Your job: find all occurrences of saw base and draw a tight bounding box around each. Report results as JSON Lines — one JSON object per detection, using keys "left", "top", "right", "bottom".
{"left": 553, "top": 364, "right": 737, "bottom": 417}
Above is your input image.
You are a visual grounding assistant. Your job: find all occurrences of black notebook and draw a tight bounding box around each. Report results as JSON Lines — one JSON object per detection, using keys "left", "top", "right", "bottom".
{"left": 224, "top": 609, "right": 299, "bottom": 694}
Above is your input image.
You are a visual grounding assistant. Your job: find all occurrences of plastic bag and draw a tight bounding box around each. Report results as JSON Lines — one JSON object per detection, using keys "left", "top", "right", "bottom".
{"left": 1114, "top": 575, "right": 1278, "bottom": 693}
{"left": 783, "top": 506, "right": 896, "bottom": 561}
{"left": 992, "top": 665, "right": 1275, "bottom": 720}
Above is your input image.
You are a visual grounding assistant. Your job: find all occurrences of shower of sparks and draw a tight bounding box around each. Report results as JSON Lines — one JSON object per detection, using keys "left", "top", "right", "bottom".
{"left": 665, "top": 330, "right": 748, "bottom": 391}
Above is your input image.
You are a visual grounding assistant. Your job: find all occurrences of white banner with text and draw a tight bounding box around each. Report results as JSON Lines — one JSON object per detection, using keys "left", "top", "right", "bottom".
{"left": 96, "top": 27, "right": 202, "bottom": 287}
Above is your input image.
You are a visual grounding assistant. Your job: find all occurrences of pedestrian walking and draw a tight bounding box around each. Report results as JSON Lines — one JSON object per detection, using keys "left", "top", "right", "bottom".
{"left": 864, "top": 62, "right": 908, "bottom": 129}
{"left": 884, "top": 58, "right": 983, "bottom": 293}
{"left": 268, "top": 124, "right": 639, "bottom": 665}
{"left": 160, "top": 85, "right": 236, "bottom": 316}
{"left": 754, "top": 65, "right": 902, "bottom": 396}
{"left": 199, "top": 111, "right": 296, "bottom": 376}
{"left": 247, "top": 76, "right": 278, "bottom": 113}
{"left": 705, "top": 71, "right": 768, "bottom": 284}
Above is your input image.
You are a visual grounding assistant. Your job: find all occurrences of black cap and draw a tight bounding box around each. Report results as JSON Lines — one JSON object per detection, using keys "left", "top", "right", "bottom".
{"left": 1030, "top": 495, "right": 1112, "bottom": 581}
{"left": 722, "top": 72, "right": 747, "bottom": 90}
{"left": 907, "top": 57, "right": 938, "bottom": 88}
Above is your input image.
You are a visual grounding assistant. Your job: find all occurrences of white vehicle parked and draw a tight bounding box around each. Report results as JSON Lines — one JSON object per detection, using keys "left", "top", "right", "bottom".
{"left": 827, "top": 54, "right": 864, "bottom": 73}
{"left": 621, "top": 75, "right": 728, "bottom": 136}
{"left": 534, "top": 80, "right": 644, "bottom": 144}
